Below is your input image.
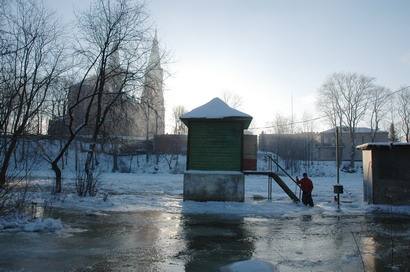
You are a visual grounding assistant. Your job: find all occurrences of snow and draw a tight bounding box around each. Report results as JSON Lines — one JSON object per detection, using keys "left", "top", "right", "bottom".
{"left": 22, "top": 164, "right": 410, "bottom": 218}
{"left": 219, "top": 259, "right": 279, "bottom": 272}
{"left": 4, "top": 147, "right": 410, "bottom": 219}
{"left": 357, "top": 142, "right": 410, "bottom": 149}
{"left": 23, "top": 218, "right": 63, "bottom": 232}
{"left": 181, "top": 97, "right": 252, "bottom": 120}
{"left": 0, "top": 216, "right": 63, "bottom": 232}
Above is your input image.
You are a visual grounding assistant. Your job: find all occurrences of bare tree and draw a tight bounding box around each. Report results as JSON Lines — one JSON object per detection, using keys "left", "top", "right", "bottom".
{"left": 272, "top": 114, "right": 291, "bottom": 134}
{"left": 46, "top": 65, "right": 105, "bottom": 193}
{"left": 317, "top": 72, "right": 374, "bottom": 170}
{"left": 388, "top": 122, "right": 399, "bottom": 142}
{"left": 222, "top": 91, "right": 243, "bottom": 109}
{"left": 300, "top": 111, "right": 315, "bottom": 169}
{"left": 317, "top": 86, "right": 342, "bottom": 130}
{"left": 368, "top": 86, "right": 390, "bottom": 141}
{"left": 397, "top": 87, "right": 410, "bottom": 142}
{"left": 76, "top": 0, "right": 154, "bottom": 196}
{"left": 173, "top": 105, "right": 187, "bottom": 134}
{"left": 270, "top": 114, "right": 295, "bottom": 171}
{"left": 45, "top": 76, "right": 74, "bottom": 126}
{"left": 0, "top": 0, "right": 64, "bottom": 186}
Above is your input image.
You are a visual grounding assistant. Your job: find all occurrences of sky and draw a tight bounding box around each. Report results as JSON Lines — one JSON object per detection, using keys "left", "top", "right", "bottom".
{"left": 44, "top": 0, "right": 410, "bottom": 133}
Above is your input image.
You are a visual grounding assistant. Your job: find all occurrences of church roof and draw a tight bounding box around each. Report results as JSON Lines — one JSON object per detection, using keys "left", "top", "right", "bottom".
{"left": 181, "top": 97, "right": 252, "bottom": 128}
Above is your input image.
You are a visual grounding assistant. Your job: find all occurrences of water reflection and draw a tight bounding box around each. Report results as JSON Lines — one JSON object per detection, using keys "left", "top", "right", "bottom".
{"left": 1, "top": 209, "right": 410, "bottom": 272}
{"left": 179, "top": 214, "right": 255, "bottom": 272}
{"left": 361, "top": 215, "right": 410, "bottom": 272}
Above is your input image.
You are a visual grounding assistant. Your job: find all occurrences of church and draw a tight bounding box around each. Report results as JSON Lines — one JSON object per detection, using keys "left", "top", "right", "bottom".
{"left": 48, "top": 33, "right": 165, "bottom": 140}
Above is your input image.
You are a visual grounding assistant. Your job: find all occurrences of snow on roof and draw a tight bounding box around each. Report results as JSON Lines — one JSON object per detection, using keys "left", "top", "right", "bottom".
{"left": 357, "top": 142, "right": 410, "bottom": 150}
{"left": 181, "top": 97, "right": 252, "bottom": 120}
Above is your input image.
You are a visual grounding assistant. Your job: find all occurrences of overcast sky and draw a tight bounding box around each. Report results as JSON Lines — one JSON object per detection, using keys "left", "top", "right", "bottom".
{"left": 44, "top": 0, "right": 410, "bottom": 132}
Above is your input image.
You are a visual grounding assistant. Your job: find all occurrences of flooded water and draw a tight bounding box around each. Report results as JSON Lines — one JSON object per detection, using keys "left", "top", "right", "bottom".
{"left": 1, "top": 209, "right": 410, "bottom": 272}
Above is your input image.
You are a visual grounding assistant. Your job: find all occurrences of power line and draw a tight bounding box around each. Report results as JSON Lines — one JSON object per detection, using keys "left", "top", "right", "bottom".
{"left": 248, "top": 85, "right": 410, "bottom": 131}
{"left": 248, "top": 115, "right": 327, "bottom": 130}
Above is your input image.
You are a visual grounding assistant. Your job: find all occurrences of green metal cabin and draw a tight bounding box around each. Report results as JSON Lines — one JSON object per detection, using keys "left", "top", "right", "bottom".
{"left": 187, "top": 120, "right": 243, "bottom": 171}
{"left": 181, "top": 98, "right": 252, "bottom": 172}
{"left": 180, "top": 97, "right": 253, "bottom": 202}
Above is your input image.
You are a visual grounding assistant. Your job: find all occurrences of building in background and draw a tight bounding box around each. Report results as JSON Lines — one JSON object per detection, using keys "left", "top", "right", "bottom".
{"left": 316, "top": 127, "right": 388, "bottom": 161}
{"left": 259, "top": 127, "right": 388, "bottom": 162}
{"left": 48, "top": 34, "right": 165, "bottom": 140}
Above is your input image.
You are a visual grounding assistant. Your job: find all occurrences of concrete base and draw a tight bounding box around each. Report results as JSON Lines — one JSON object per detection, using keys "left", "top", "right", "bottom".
{"left": 183, "top": 171, "right": 244, "bottom": 202}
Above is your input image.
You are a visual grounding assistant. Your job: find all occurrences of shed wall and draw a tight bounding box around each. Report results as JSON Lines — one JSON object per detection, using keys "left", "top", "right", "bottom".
{"left": 243, "top": 134, "right": 257, "bottom": 171}
{"left": 188, "top": 121, "right": 242, "bottom": 171}
{"left": 372, "top": 149, "right": 410, "bottom": 205}
{"left": 362, "top": 150, "right": 373, "bottom": 203}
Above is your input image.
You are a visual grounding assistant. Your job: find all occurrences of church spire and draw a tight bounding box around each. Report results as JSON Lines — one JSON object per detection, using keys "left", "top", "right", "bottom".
{"left": 141, "top": 29, "right": 165, "bottom": 138}
{"left": 148, "top": 29, "right": 161, "bottom": 68}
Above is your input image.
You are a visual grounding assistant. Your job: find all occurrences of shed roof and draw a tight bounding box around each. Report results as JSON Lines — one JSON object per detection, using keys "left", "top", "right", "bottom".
{"left": 181, "top": 98, "right": 252, "bottom": 128}
{"left": 357, "top": 142, "right": 410, "bottom": 150}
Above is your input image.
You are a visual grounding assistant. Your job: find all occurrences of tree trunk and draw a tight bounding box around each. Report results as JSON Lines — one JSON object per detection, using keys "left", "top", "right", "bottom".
{"left": 128, "top": 155, "right": 133, "bottom": 173}
{"left": 0, "top": 137, "right": 18, "bottom": 186}
{"left": 75, "top": 141, "right": 78, "bottom": 172}
{"left": 112, "top": 146, "right": 118, "bottom": 173}
{"left": 84, "top": 143, "right": 96, "bottom": 196}
{"left": 51, "top": 161, "right": 62, "bottom": 193}
{"left": 59, "top": 139, "right": 64, "bottom": 169}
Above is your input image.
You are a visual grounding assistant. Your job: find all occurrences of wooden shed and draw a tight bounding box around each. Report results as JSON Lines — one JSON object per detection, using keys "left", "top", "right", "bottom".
{"left": 180, "top": 98, "right": 253, "bottom": 201}
{"left": 357, "top": 143, "right": 410, "bottom": 205}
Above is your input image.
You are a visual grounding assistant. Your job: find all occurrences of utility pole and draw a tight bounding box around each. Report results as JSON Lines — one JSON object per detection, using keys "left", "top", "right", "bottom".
{"left": 290, "top": 93, "right": 294, "bottom": 134}
{"left": 334, "top": 126, "right": 343, "bottom": 209}
{"left": 336, "top": 127, "right": 340, "bottom": 186}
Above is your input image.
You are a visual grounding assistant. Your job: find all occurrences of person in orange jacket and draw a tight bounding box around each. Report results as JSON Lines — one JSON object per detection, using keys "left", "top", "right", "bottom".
{"left": 296, "top": 173, "right": 314, "bottom": 207}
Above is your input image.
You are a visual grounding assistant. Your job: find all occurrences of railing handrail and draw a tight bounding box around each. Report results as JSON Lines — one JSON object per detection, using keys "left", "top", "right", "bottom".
{"left": 265, "top": 154, "right": 301, "bottom": 189}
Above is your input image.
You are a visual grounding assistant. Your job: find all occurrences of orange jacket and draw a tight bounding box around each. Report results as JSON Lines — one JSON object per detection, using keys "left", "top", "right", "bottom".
{"left": 297, "top": 177, "right": 313, "bottom": 193}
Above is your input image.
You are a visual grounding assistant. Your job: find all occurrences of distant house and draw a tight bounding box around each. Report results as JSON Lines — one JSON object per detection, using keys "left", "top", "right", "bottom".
{"left": 315, "top": 127, "right": 388, "bottom": 161}
{"left": 259, "top": 132, "right": 317, "bottom": 161}
{"left": 259, "top": 127, "right": 388, "bottom": 162}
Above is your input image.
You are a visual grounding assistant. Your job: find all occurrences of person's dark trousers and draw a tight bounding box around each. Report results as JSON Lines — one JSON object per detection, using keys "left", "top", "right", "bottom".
{"left": 302, "top": 192, "right": 314, "bottom": 207}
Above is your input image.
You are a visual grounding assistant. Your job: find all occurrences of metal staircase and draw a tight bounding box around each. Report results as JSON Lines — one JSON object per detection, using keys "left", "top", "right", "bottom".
{"left": 243, "top": 154, "right": 301, "bottom": 202}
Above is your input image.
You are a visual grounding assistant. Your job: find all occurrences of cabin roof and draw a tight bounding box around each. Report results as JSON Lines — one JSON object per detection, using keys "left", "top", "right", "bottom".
{"left": 181, "top": 97, "right": 252, "bottom": 128}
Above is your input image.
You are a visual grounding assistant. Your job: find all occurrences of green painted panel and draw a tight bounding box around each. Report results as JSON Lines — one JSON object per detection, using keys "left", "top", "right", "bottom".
{"left": 188, "top": 121, "right": 243, "bottom": 171}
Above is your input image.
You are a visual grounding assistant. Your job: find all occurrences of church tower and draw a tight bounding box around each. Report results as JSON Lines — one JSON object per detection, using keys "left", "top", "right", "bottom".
{"left": 141, "top": 31, "right": 165, "bottom": 138}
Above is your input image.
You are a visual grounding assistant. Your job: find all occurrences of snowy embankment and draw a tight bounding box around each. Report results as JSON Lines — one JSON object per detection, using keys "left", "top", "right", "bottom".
{"left": 22, "top": 156, "right": 410, "bottom": 218}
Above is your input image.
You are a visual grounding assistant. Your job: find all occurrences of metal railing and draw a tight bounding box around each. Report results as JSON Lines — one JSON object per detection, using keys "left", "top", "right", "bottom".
{"left": 265, "top": 154, "right": 302, "bottom": 200}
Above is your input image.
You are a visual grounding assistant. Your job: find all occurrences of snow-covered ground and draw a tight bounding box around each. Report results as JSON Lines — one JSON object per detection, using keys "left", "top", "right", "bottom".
{"left": 21, "top": 156, "right": 410, "bottom": 219}
{"left": 2, "top": 148, "right": 409, "bottom": 234}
